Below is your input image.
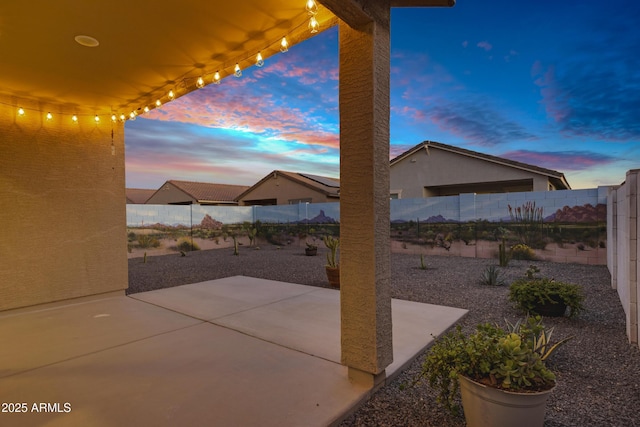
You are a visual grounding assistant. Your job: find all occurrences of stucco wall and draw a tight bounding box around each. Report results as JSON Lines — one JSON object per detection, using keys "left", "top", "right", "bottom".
{"left": 0, "top": 99, "right": 128, "bottom": 311}
{"left": 391, "top": 147, "right": 551, "bottom": 198}
{"left": 239, "top": 174, "right": 331, "bottom": 205}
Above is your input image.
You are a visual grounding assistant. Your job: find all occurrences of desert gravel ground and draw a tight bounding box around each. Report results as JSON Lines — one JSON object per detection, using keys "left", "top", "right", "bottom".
{"left": 128, "top": 243, "right": 640, "bottom": 427}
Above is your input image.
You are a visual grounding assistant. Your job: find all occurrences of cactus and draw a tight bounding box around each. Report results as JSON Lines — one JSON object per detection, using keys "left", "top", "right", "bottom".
{"left": 323, "top": 235, "right": 339, "bottom": 268}
{"left": 232, "top": 235, "right": 239, "bottom": 256}
{"left": 498, "top": 238, "right": 509, "bottom": 267}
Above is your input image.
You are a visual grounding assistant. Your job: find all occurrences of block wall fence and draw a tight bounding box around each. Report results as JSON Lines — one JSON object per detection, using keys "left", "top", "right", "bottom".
{"left": 608, "top": 170, "right": 640, "bottom": 347}
{"left": 127, "top": 183, "right": 640, "bottom": 347}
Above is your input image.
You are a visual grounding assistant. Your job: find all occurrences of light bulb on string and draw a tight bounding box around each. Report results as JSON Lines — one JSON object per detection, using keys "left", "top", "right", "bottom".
{"left": 17, "top": 107, "right": 25, "bottom": 116}
{"left": 234, "top": 63, "right": 242, "bottom": 78}
{"left": 119, "top": 114, "right": 126, "bottom": 121}
{"left": 111, "top": 114, "right": 117, "bottom": 122}
{"left": 46, "top": 112, "right": 53, "bottom": 121}
{"left": 305, "top": 0, "right": 318, "bottom": 15}
{"left": 309, "top": 16, "right": 319, "bottom": 33}
{"left": 168, "top": 90, "right": 175, "bottom": 100}
{"left": 94, "top": 115, "right": 100, "bottom": 123}
{"left": 155, "top": 99, "right": 162, "bottom": 107}
{"left": 71, "top": 115, "right": 78, "bottom": 123}
{"left": 196, "top": 76, "right": 205, "bottom": 88}
{"left": 256, "top": 52, "right": 264, "bottom": 67}
{"left": 129, "top": 111, "right": 136, "bottom": 121}
{"left": 213, "top": 71, "right": 221, "bottom": 84}
{"left": 280, "top": 37, "right": 289, "bottom": 53}
{"left": 143, "top": 106, "right": 150, "bottom": 113}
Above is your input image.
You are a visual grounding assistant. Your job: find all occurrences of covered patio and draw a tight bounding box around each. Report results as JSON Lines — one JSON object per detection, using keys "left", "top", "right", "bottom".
{"left": 0, "top": 0, "right": 460, "bottom": 424}
{"left": 1, "top": 276, "right": 465, "bottom": 425}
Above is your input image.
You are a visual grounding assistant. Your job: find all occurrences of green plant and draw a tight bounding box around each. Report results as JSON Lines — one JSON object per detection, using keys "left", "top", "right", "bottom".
{"left": 306, "top": 241, "right": 318, "bottom": 250}
{"left": 176, "top": 238, "right": 199, "bottom": 252}
{"left": 247, "top": 227, "right": 257, "bottom": 247}
{"left": 479, "top": 265, "right": 505, "bottom": 286}
{"left": 421, "top": 316, "right": 570, "bottom": 415}
{"left": 323, "top": 235, "right": 339, "bottom": 268}
{"left": 525, "top": 264, "right": 540, "bottom": 279}
{"left": 419, "top": 254, "right": 427, "bottom": 270}
{"left": 498, "top": 238, "right": 509, "bottom": 267}
{"left": 137, "top": 234, "right": 161, "bottom": 249}
{"left": 509, "top": 278, "right": 585, "bottom": 317}
{"left": 510, "top": 243, "right": 536, "bottom": 260}
{"left": 232, "top": 235, "right": 239, "bottom": 256}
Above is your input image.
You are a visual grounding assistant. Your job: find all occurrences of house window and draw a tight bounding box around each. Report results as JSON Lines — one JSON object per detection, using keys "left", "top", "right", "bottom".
{"left": 390, "top": 189, "right": 402, "bottom": 200}
{"left": 289, "top": 198, "right": 312, "bottom": 204}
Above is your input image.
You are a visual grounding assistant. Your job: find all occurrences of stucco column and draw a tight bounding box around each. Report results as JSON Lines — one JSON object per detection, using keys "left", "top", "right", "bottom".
{"left": 338, "top": 4, "right": 393, "bottom": 386}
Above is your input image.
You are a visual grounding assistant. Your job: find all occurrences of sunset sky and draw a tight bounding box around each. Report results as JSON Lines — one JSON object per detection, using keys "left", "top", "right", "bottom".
{"left": 125, "top": 0, "right": 640, "bottom": 190}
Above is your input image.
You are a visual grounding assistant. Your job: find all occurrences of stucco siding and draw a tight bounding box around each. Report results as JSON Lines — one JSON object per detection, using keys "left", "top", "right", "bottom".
{"left": 391, "top": 146, "right": 551, "bottom": 197}
{"left": 239, "top": 175, "right": 330, "bottom": 205}
{"left": 0, "top": 99, "right": 128, "bottom": 311}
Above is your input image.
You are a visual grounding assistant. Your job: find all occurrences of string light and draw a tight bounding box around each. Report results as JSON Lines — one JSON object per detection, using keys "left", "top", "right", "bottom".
{"left": 309, "top": 16, "right": 319, "bottom": 33}
{"left": 4, "top": 3, "right": 320, "bottom": 123}
{"left": 305, "top": 0, "right": 317, "bottom": 15}
{"left": 280, "top": 37, "right": 289, "bottom": 53}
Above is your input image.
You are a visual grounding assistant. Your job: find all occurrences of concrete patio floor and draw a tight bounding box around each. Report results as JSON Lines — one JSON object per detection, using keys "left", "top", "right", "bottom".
{"left": 0, "top": 276, "right": 467, "bottom": 427}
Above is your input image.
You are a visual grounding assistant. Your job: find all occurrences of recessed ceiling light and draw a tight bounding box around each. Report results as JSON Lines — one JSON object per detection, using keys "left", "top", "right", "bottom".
{"left": 74, "top": 35, "right": 99, "bottom": 47}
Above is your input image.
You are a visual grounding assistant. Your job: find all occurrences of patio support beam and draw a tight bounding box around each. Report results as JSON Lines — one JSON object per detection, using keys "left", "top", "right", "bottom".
{"left": 336, "top": 0, "right": 393, "bottom": 387}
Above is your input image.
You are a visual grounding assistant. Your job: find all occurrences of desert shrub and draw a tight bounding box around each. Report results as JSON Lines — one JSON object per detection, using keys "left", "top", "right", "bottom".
{"left": 176, "top": 238, "right": 200, "bottom": 252}
{"left": 510, "top": 243, "right": 536, "bottom": 260}
{"left": 479, "top": 265, "right": 505, "bottom": 286}
{"left": 137, "top": 234, "right": 161, "bottom": 249}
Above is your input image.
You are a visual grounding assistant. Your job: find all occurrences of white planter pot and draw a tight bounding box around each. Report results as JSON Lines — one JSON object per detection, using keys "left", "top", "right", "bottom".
{"left": 459, "top": 375, "right": 554, "bottom": 427}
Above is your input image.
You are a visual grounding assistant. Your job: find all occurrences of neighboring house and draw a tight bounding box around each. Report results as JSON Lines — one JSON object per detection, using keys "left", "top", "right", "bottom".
{"left": 126, "top": 188, "right": 156, "bottom": 204}
{"left": 236, "top": 170, "right": 340, "bottom": 205}
{"left": 145, "top": 180, "right": 249, "bottom": 205}
{"left": 390, "top": 141, "right": 571, "bottom": 198}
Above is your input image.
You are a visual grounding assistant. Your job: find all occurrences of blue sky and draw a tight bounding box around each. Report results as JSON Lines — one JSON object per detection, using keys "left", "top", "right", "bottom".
{"left": 125, "top": 0, "right": 640, "bottom": 190}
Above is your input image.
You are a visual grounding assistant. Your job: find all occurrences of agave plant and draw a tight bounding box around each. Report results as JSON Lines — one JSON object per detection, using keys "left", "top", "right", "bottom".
{"left": 479, "top": 265, "right": 505, "bottom": 286}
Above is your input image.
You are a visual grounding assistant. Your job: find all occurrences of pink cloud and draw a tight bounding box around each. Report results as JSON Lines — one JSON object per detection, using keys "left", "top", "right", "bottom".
{"left": 532, "top": 62, "right": 570, "bottom": 123}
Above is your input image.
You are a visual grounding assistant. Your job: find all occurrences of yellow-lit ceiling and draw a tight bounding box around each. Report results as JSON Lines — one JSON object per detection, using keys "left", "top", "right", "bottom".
{"left": 0, "top": 0, "right": 337, "bottom": 117}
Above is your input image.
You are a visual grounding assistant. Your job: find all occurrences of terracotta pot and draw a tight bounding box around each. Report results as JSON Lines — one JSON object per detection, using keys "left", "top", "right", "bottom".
{"left": 459, "top": 375, "right": 554, "bottom": 427}
{"left": 325, "top": 266, "right": 340, "bottom": 288}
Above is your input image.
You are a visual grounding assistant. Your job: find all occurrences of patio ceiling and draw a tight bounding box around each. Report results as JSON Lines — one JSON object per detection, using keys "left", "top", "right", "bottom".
{"left": 0, "top": 0, "right": 337, "bottom": 117}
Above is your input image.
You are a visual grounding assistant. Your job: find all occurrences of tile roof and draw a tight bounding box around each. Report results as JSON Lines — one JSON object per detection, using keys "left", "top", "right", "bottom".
{"left": 167, "top": 180, "right": 250, "bottom": 203}
{"left": 235, "top": 170, "right": 340, "bottom": 201}
{"left": 126, "top": 188, "right": 156, "bottom": 204}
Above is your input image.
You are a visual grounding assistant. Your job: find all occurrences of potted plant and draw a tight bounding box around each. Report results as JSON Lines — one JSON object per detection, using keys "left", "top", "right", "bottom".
{"left": 323, "top": 235, "right": 340, "bottom": 288}
{"left": 509, "top": 277, "right": 585, "bottom": 317}
{"left": 421, "top": 317, "right": 571, "bottom": 427}
{"left": 305, "top": 241, "right": 318, "bottom": 256}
